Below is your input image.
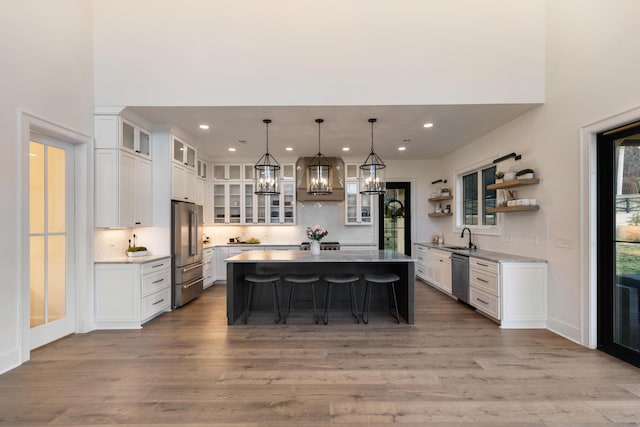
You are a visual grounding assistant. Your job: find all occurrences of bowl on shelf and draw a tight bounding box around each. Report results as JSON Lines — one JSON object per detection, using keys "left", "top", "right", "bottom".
{"left": 517, "top": 172, "right": 534, "bottom": 179}
{"left": 504, "top": 171, "right": 517, "bottom": 181}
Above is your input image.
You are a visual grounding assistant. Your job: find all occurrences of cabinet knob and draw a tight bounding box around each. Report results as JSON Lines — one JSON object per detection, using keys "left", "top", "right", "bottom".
{"left": 135, "top": 222, "right": 141, "bottom": 225}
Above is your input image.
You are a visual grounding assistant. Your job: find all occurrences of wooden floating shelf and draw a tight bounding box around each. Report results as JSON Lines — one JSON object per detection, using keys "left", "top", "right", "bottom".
{"left": 487, "top": 205, "right": 540, "bottom": 213}
{"left": 428, "top": 212, "right": 453, "bottom": 217}
{"left": 428, "top": 195, "right": 453, "bottom": 202}
{"left": 487, "top": 178, "right": 539, "bottom": 190}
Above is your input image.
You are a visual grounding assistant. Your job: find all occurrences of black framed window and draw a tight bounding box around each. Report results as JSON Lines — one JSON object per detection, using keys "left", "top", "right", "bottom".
{"left": 460, "top": 165, "right": 497, "bottom": 227}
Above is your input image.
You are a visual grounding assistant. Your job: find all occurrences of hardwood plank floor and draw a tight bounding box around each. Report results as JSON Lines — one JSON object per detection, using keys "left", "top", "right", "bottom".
{"left": 1, "top": 281, "right": 640, "bottom": 425}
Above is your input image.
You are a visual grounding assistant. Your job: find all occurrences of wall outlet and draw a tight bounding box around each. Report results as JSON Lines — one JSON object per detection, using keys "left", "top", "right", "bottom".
{"left": 556, "top": 238, "right": 571, "bottom": 248}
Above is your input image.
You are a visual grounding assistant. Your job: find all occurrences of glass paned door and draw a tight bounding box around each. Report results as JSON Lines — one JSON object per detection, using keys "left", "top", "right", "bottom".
{"left": 614, "top": 134, "right": 640, "bottom": 353}
{"left": 29, "top": 139, "right": 73, "bottom": 348}
{"left": 598, "top": 122, "right": 640, "bottom": 367}
{"left": 379, "top": 182, "right": 411, "bottom": 255}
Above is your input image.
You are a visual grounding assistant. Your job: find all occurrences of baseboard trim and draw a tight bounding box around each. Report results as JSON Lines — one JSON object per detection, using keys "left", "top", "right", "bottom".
{"left": 0, "top": 348, "right": 21, "bottom": 375}
{"left": 547, "top": 316, "right": 581, "bottom": 344}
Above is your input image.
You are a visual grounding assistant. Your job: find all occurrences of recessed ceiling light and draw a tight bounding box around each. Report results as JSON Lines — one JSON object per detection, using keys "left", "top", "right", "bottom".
{"left": 199, "top": 124, "right": 210, "bottom": 130}
{"left": 423, "top": 123, "right": 434, "bottom": 128}
{"left": 285, "top": 147, "right": 293, "bottom": 151}
{"left": 228, "top": 147, "right": 236, "bottom": 152}
{"left": 398, "top": 146, "right": 407, "bottom": 151}
{"left": 342, "top": 147, "right": 350, "bottom": 152}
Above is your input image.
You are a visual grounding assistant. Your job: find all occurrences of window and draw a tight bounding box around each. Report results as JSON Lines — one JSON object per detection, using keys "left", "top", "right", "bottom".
{"left": 458, "top": 164, "right": 497, "bottom": 229}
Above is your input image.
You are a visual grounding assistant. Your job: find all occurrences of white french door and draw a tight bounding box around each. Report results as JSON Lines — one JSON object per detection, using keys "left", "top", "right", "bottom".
{"left": 28, "top": 135, "right": 75, "bottom": 349}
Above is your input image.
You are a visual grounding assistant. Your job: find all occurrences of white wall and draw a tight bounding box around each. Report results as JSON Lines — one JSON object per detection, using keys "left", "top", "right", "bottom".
{"left": 92, "top": 0, "right": 545, "bottom": 107}
{"left": 433, "top": 0, "right": 640, "bottom": 343}
{"left": 0, "top": 0, "right": 94, "bottom": 373}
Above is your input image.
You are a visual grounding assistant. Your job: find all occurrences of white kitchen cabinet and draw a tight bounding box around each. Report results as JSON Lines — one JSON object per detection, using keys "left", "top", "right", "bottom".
{"left": 203, "top": 247, "right": 215, "bottom": 288}
{"left": 95, "top": 149, "right": 152, "bottom": 227}
{"left": 468, "top": 256, "right": 547, "bottom": 328}
{"left": 95, "top": 115, "right": 151, "bottom": 159}
{"left": 95, "top": 257, "right": 171, "bottom": 329}
{"left": 345, "top": 163, "right": 374, "bottom": 225}
{"left": 212, "top": 182, "right": 242, "bottom": 224}
{"left": 197, "top": 158, "right": 208, "bottom": 179}
{"left": 172, "top": 136, "right": 196, "bottom": 169}
{"left": 213, "top": 164, "right": 242, "bottom": 181}
{"left": 414, "top": 243, "right": 429, "bottom": 282}
{"left": 171, "top": 162, "right": 197, "bottom": 202}
{"left": 210, "top": 162, "right": 296, "bottom": 225}
{"left": 417, "top": 246, "right": 451, "bottom": 295}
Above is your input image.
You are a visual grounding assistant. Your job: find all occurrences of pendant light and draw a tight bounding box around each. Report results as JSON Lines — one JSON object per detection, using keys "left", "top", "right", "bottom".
{"left": 254, "top": 119, "right": 280, "bottom": 195}
{"left": 306, "top": 118, "right": 333, "bottom": 195}
{"left": 359, "top": 118, "right": 386, "bottom": 194}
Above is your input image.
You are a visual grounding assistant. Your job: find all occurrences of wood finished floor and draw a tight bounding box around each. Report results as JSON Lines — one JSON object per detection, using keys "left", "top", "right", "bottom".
{"left": 2, "top": 281, "right": 640, "bottom": 426}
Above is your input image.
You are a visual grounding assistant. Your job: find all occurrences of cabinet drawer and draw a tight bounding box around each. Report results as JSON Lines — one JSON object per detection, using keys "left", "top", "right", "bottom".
{"left": 142, "top": 287, "right": 171, "bottom": 322}
{"left": 142, "top": 258, "right": 171, "bottom": 274}
{"left": 470, "top": 268, "right": 499, "bottom": 295}
{"left": 416, "top": 266, "right": 426, "bottom": 280}
{"left": 142, "top": 269, "right": 171, "bottom": 296}
{"left": 470, "top": 286, "right": 499, "bottom": 319}
{"left": 469, "top": 258, "right": 498, "bottom": 274}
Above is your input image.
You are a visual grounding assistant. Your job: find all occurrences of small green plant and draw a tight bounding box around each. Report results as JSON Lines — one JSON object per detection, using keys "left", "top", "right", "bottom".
{"left": 495, "top": 171, "right": 504, "bottom": 179}
{"left": 629, "top": 211, "right": 640, "bottom": 226}
{"left": 516, "top": 168, "right": 534, "bottom": 177}
{"left": 127, "top": 246, "right": 147, "bottom": 252}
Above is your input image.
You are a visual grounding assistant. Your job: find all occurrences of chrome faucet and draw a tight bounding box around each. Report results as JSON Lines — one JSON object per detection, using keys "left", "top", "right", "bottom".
{"left": 461, "top": 227, "right": 475, "bottom": 249}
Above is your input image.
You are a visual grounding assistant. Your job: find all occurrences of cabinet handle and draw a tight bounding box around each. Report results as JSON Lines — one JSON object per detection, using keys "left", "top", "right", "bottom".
{"left": 151, "top": 263, "right": 165, "bottom": 268}
{"left": 135, "top": 222, "right": 141, "bottom": 225}
{"left": 439, "top": 259, "right": 443, "bottom": 262}
{"left": 476, "top": 297, "right": 489, "bottom": 305}
{"left": 136, "top": 150, "right": 141, "bottom": 153}
{"left": 476, "top": 277, "right": 489, "bottom": 283}
{"left": 184, "top": 162, "right": 189, "bottom": 166}
{"left": 152, "top": 298, "right": 165, "bottom": 306}
{"left": 476, "top": 262, "right": 489, "bottom": 267}
{"left": 152, "top": 278, "right": 165, "bottom": 284}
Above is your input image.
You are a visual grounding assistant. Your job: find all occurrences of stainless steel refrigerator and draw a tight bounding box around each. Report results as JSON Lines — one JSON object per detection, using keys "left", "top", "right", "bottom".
{"left": 171, "top": 201, "right": 204, "bottom": 308}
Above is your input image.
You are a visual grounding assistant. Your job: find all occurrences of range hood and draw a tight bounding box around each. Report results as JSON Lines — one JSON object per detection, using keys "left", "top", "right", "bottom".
{"left": 296, "top": 157, "right": 345, "bottom": 201}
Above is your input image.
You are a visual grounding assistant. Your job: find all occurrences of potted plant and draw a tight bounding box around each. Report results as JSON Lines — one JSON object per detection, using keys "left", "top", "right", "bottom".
{"left": 495, "top": 171, "right": 505, "bottom": 183}
{"left": 441, "top": 185, "right": 450, "bottom": 197}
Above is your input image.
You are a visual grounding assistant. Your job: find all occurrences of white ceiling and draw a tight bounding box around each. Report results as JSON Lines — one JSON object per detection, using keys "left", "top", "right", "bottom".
{"left": 130, "top": 104, "right": 539, "bottom": 161}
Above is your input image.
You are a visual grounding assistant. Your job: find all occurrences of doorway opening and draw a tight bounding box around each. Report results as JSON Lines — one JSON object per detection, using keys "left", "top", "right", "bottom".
{"left": 379, "top": 182, "right": 411, "bottom": 255}
{"left": 597, "top": 120, "right": 640, "bottom": 367}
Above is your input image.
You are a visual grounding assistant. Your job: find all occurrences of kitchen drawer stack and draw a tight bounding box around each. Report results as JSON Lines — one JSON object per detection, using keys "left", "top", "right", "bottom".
{"left": 469, "top": 257, "right": 500, "bottom": 319}
{"left": 95, "top": 257, "right": 171, "bottom": 329}
{"left": 203, "top": 247, "right": 215, "bottom": 288}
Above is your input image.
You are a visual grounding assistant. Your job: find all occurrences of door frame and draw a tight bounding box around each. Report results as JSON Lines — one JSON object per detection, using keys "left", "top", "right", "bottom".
{"left": 580, "top": 105, "right": 640, "bottom": 349}
{"left": 378, "top": 180, "right": 415, "bottom": 254}
{"left": 19, "top": 112, "right": 93, "bottom": 363}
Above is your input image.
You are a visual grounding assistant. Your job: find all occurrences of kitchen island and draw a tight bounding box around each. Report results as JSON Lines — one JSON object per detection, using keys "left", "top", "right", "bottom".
{"left": 225, "top": 249, "right": 415, "bottom": 325}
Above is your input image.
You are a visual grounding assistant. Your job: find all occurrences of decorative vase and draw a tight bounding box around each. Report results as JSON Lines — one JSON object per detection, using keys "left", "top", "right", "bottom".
{"left": 310, "top": 240, "right": 321, "bottom": 255}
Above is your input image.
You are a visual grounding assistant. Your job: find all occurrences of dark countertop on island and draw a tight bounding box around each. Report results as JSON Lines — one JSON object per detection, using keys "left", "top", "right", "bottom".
{"left": 225, "top": 249, "right": 414, "bottom": 263}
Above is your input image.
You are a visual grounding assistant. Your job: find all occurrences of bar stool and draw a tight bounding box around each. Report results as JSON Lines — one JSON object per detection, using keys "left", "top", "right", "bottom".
{"left": 283, "top": 274, "right": 321, "bottom": 324}
{"left": 362, "top": 273, "right": 400, "bottom": 324}
{"left": 323, "top": 274, "right": 360, "bottom": 324}
{"left": 245, "top": 273, "right": 281, "bottom": 324}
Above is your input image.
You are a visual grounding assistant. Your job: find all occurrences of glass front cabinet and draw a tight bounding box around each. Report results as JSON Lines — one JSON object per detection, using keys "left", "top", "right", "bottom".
{"left": 210, "top": 163, "right": 295, "bottom": 225}
{"left": 345, "top": 163, "right": 374, "bottom": 225}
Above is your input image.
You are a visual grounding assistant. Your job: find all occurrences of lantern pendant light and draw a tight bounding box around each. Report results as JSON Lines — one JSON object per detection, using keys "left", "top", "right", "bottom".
{"left": 306, "top": 118, "right": 333, "bottom": 195}
{"left": 359, "top": 118, "right": 386, "bottom": 195}
{"left": 254, "top": 119, "right": 281, "bottom": 195}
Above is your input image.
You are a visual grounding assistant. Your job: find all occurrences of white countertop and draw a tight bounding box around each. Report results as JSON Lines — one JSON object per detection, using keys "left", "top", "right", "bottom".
{"left": 94, "top": 254, "right": 170, "bottom": 264}
{"left": 225, "top": 249, "right": 414, "bottom": 263}
{"left": 414, "top": 242, "right": 546, "bottom": 263}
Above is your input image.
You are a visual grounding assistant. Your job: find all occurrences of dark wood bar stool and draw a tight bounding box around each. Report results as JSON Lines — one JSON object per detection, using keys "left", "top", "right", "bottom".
{"left": 362, "top": 273, "right": 400, "bottom": 324}
{"left": 283, "top": 274, "right": 321, "bottom": 324}
{"left": 323, "top": 274, "right": 360, "bottom": 324}
{"left": 245, "top": 273, "right": 281, "bottom": 324}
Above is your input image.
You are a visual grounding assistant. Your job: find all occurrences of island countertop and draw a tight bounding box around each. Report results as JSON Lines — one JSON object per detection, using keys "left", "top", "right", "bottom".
{"left": 225, "top": 249, "right": 415, "bottom": 263}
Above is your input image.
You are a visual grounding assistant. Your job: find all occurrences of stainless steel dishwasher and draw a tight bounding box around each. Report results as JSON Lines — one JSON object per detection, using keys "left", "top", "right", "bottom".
{"left": 451, "top": 253, "right": 469, "bottom": 303}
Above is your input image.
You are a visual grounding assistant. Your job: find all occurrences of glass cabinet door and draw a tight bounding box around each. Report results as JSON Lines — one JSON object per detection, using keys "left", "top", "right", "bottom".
{"left": 213, "top": 184, "right": 226, "bottom": 224}
{"left": 173, "top": 138, "right": 185, "bottom": 163}
{"left": 228, "top": 165, "right": 242, "bottom": 180}
{"left": 361, "top": 194, "right": 372, "bottom": 223}
{"left": 138, "top": 129, "right": 150, "bottom": 156}
{"left": 244, "top": 164, "right": 255, "bottom": 181}
{"left": 269, "top": 195, "right": 281, "bottom": 223}
{"left": 282, "top": 182, "right": 295, "bottom": 224}
{"left": 257, "top": 195, "right": 266, "bottom": 223}
{"left": 213, "top": 165, "right": 226, "bottom": 180}
{"left": 186, "top": 146, "right": 196, "bottom": 168}
{"left": 122, "top": 121, "right": 135, "bottom": 152}
{"left": 229, "top": 183, "right": 241, "bottom": 223}
{"left": 346, "top": 182, "right": 358, "bottom": 224}
{"left": 244, "top": 183, "right": 255, "bottom": 223}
